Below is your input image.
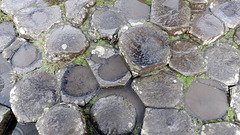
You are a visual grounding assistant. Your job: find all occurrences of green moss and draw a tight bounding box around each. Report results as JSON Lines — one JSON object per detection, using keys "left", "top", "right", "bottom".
{"left": 199, "top": 43, "right": 213, "bottom": 52}
{"left": 183, "top": 34, "right": 189, "bottom": 39}
{"left": 95, "top": 0, "right": 116, "bottom": 6}
{"left": 146, "top": 0, "right": 152, "bottom": 5}
{"left": 168, "top": 36, "right": 180, "bottom": 40}
{"left": 177, "top": 74, "right": 207, "bottom": 89}
{"left": 0, "top": 11, "right": 11, "bottom": 22}
{"left": 184, "top": 0, "right": 190, "bottom": 6}
{"left": 151, "top": 70, "right": 158, "bottom": 75}
{"left": 74, "top": 49, "right": 91, "bottom": 66}
{"left": 89, "top": 96, "right": 98, "bottom": 105}
{"left": 224, "top": 106, "right": 235, "bottom": 121}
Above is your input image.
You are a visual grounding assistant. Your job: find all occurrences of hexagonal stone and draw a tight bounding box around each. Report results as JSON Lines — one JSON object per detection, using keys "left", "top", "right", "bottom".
{"left": 141, "top": 108, "right": 196, "bottom": 135}
{"left": 61, "top": 65, "right": 100, "bottom": 106}
{"left": 65, "top": 0, "right": 95, "bottom": 24}
{"left": 87, "top": 46, "right": 131, "bottom": 88}
{"left": 150, "top": 0, "right": 191, "bottom": 35}
{"left": 12, "top": 123, "right": 39, "bottom": 135}
{"left": 36, "top": 103, "right": 86, "bottom": 135}
{"left": 0, "top": 22, "right": 16, "bottom": 52}
{"left": 189, "top": 13, "right": 225, "bottom": 45}
{"left": 230, "top": 86, "right": 240, "bottom": 121}
{"left": 0, "top": 105, "right": 12, "bottom": 135}
{"left": 132, "top": 70, "right": 183, "bottom": 108}
{"left": 201, "top": 122, "right": 240, "bottom": 135}
{"left": 188, "top": 0, "right": 209, "bottom": 10}
{"left": 91, "top": 95, "right": 137, "bottom": 135}
{"left": 234, "top": 27, "right": 240, "bottom": 45}
{"left": 44, "top": 25, "right": 89, "bottom": 62}
{"left": 114, "top": 0, "right": 150, "bottom": 26}
{"left": 184, "top": 79, "right": 228, "bottom": 120}
{"left": 204, "top": 42, "right": 240, "bottom": 86}
{"left": 210, "top": 0, "right": 240, "bottom": 29}
{"left": 14, "top": 6, "right": 62, "bottom": 40}
{"left": 119, "top": 24, "right": 171, "bottom": 77}
{"left": 10, "top": 71, "right": 58, "bottom": 123}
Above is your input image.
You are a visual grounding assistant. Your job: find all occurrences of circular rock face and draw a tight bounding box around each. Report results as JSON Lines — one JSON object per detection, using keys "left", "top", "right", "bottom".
{"left": 91, "top": 95, "right": 137, "bottom": 135}
{"left": 10, "top": 71, "right": 58, "bottom": 123}
{"left": 119, "top": 24, "right": 170, "bottom": 77}
{"left": 36, "top": 104, "right": 87, "bottom": 135}
{"left": 201, "top": 122, "right": 240, "bottom": 135}
{"left": 184, "top": 79, "right": 228, "bottom": 120}
{"left": 0, "top": 22, "right": 16, "bottom": 52}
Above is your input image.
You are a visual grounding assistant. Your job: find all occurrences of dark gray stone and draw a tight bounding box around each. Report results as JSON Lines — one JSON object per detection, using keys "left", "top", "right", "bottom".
{"left": 12, "top": 123, "right": 39, "bottom": 135}
{"left": 188, "top": 0, "right": 209, "bottom": 10}
{"left": 184, "top": 79, "right": 228, "bottom": 120}
{"left": 14, "top": 6, "right": 62, "bottom": 39}
{"left": 91, "top": 95, "right": 137, "bottom": 135}
{"left": 141, "top": 108, "right": 196, "bottom": 135}
{"left": 10, "top": 71, "right": 58, "bottom": 123}
{"left": 119, "top": 24, "right": 171, "bottom": 77}
{"left": 234, "top": 27, "right": 240, "bottom": 45}
{"left": 0, "top": 22, "right": 16, "bottom": 52}
{"left": 201, "top": 122, "right": 240, "bottom": 135}
{"left": 132, "top": 70, "right": 183, "bottom": 108}
{"left": 36, "top": 103, "right": 87, "bottom": 135}
{"left": 44, "top": 25, "right": 89, "bottom": 62}
{"left": 230, "top": 86, "right": 240, "bottom": 121}
{"left": 2, "top": 38, "right": 25, "bottom": 60}
{"left": 150, "top": 0, "right": 191, "bottom": 35}
{"left": 0, "top": 105, "right": 11, "bottom": 135}
{"left": 169, "top": 40, "right": 207, "bottom": 76}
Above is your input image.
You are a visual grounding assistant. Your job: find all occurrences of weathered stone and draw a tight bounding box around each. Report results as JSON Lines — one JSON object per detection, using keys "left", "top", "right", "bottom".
{"left": 87, "top": 46, "right": 131, "bottom": 88}
{"left": 61, "top": 65, "right": 99, "bottom": 106}
{"left": 114, "top": 0, "right": 150, "bottom": 26}
{"left": 12, "top": 122, "right": 39, "bottom": 135}
{"left": 141, "top": 108, "right": 196, "bottom": 135}
{"left": 204, "top": 42, "right": 240, "bottom": 85}
{"left": 150, "top": 0, "right": 191, "bottom": 35}
{"left": 0, "top": 105, "right": 11, "bottom": 135}
{"left": 184, "top": 79, "right": 228, "bottom": 120}
{"left": 36, "top": 103, "right": 86, "bottom": 135}
{"left": 10, "top": 71, "right": 58, "bottom": 123}
{"left": 14, "top": 6, "right": 62, "bottom": 39}
{"left": 44, "top": 25, "right": 89, "bottom": 62}
{"left": 189, "top": 13, "right": 225, "bottom": 45}
{"left": 234, "top": 27, "right": 240, "bottom": 45}
{"left": 188, "top": 0, "right": 209, "bottom": 10}
{"left": 91, "top": 95, "right": 137, "bottom": 135}
{"left": 230, "top": 86, "right": 240, "bottom": 121}
{"left": 201, "top": 122, "right": 240, "bottom": 135}
{"left": 0, "top": 22, "right": 16, "bottom": 52}
{"left": 132, "top": 70, "right": 183, "bottom": 108}
{"left": 65, "top": 0, "right": 95, "bottom": 24}
{"left": 2, "top": 38, "right": 25, "bottom": 60}
{"left": 119, "top": 24, "right": 171, "bottom": 77}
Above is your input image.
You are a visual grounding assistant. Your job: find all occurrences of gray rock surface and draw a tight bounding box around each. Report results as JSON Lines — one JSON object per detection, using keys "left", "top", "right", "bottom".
{"left": 119, "top": 24, "right": 171, "bottom": 77}
{"left": 234, "top": 27, "right": 240, "bottom": 45}
{"left": 188, "top": 0, "right": 209, "bottom": 10}
{"left": 0, "top": 105, "right": 11, "bottom": 135}
{"left": 201, "top": 122, "right": 240, "bottom": 135}
{"left": 141, "top": 108, "right": 196, "bottom": 135}
{"left": 12, "top": 123, "right": 39, "bottom": 135}
{"left": 0, "top": 22, "right": 16, "bottom": 52}
{"left": 2, "top": 38, "right": 26, "bottom": 60}
{"left": 230, "top": 86, "right": 240, "bottom": 121}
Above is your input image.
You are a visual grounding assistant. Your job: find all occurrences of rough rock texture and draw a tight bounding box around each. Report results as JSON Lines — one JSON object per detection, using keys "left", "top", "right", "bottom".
{"left": 36, "top": 103, "right": 87, "bottom": 135}
{"left": 119, "top": 24, "right": 171, "bottom": 77}
{"left": 132, "top": 70, "right": 183, "bottom": 108}
{"left": 188, "top": 0, "right": 209, "bottom": 10}
{"left": 10, "top": 71, "right": 58, "bottom": 123}
{"left": 91, "top": 95, "right": 137, "bottom": 135}
{"left": 12, "top": 123, "right": 39, "bottom": 135}
{"left": 150, "top": 0, "right": 191, "bottom": 35}
{"left": 234, "top": 27, "right": 240, "bottom": 45}
{"left": 189, "top": 13, "right": 225, "bottom": 45}
{"left": 13, "top": 6, "right": 62, "bottom": 40}
{"left": 141, "top": 108, "right": 196, "bottom": 135}
{"left": 61, "top": 65, "right": 99, "bottom": 106}
{"left": 65, "top": 0, "right": 95, "bottom": 24}
{"left": 169, "top": 40, "right": 207, "bottom": 76}
{"left": 201, "top": 122, "right": 240, "bottom": 135}
{"left": 184, "top": 79, "right": 228, "bottom": 120}
{"left": 87, "top": 46, "right": 131, "bottom": 88}
{"left": 44, "top": 25, "right": 89, "bottom": 62}
{"left": 0, "top": 105, "right": 11, "bottom": 135}
{"left": 0, "top": 22, "right": 16, "bottom": 52}
{"left": 230, "top": 86, "right": 240, "bottom": 121}
{"left": 204, "top": 42, "right": 240, "bottom": 86}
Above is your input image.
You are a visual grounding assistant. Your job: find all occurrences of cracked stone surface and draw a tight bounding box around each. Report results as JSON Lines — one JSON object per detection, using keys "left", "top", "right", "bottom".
{"left": 132, "top": 70, "right": 183, "bottom": 108}
{"left": 87, "top": 46, "right": 131, "bottom": 88}
{"left": 91, "top": 95, "right": 137, "bottom": 135}
{"left": 230, "top": 86, "right": 240, "bottom": 121}
{"left": 61, "top": 65, "right": 99, "bottom": 106}
{"left": 44, "top": 25, "right": 89, "bottom": 62}
{"left": 0, "top": 22, "right": 16, "bottom": 52}
{"left": 204, "top": 42, "right": 240, "bottom": 86}
{"left": 184, "top": 79, "right": 228, "bottom": 120}
{"left": 141, "top": 108, "right": 196, "bottom": 135}
{"left": 10, "top": 71, "right": 58, "bottom": 123}
{"left": 119, "top": 24, "right": 171, "bottom": 77}
{"left": 36, "top": 103, "right": 87, "bottom": 135}
{"left": 0, "top": 105, "right": 11, "bottom": 135}
{"left": 13, "top": 6, "right": 62, "bottom": 40}
{"left": 188, "top": 0, "right": 209, "bottom": 10}
{"left": 234, "top": 27, "right": 240, "bottom": 45}
{"left": 150, "top": 0, "right": 191, "bottom": 35}
{"left": 201, "top": 122, "right": 240, "bottom": 135}
{"left": 169, "top": 40, "right": 207, "bottom": 76}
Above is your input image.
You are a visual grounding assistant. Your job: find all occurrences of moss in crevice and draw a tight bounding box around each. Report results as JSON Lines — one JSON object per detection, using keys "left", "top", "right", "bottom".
{"left": 95, "top": 0, "right": 117, "bottom": 7}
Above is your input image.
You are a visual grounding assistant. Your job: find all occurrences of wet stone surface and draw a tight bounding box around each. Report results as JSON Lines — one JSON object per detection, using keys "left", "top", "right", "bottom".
{"left": 132, "top": 70, "right": 183, "bottom": 108}
{"left": 61, "top": 65, "right": 99, "bottom": 106}
{"left": 0, "top": 105, "right": 11, "bottom": 135}
{"left": 87, "top": 46, "right": 131, "bottom": 88}
{"left": 141, "top": 108, "right": 196, "bottom": 135}
{"left": 150, "top": 0, "right": 191, "bottom": 35}
{"left": 169, "top": 40, "right": 207, "bottom": 76}
{"left": 10, "top": 71, "right": 58, "bottom": 123}
{"left": 230, "top": 86, "right": 240, "bottom": 121}
{"left": 201, "top": 122, "right": 240, "bottom": 135}
{"left": 0, "top": 22, "right": 16, "bottom": 52}
{"left": 91, "top": 95, "right": 137, "bottom": 135}
{"left": 184, "top": 79, "right": 228, "bottom": 120}
{"left": 119, "top": 24, "right": 171, "bottom": 77}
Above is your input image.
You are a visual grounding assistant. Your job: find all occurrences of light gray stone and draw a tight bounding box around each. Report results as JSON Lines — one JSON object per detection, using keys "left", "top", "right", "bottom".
{"left": 0, "top": 22, "right": 16, "bottom": 52}
{"left": 0, "top": 105, "right": 11, "bottom": 135}
{"left": 201, "top": 122, "right": 240, "bottom": 135}
{"left": 230, "top": 86, "right": 240, "bottom": 121}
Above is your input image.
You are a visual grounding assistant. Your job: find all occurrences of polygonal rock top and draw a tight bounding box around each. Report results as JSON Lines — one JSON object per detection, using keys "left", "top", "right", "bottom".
{"left": 0, "top": 22, "right": 16, "bottom": 52}
{"left": 201, "top": 122, "right": 240, "bottom": 135}
{"left": 119, "top": 24, "right": 171, "bottom": 77}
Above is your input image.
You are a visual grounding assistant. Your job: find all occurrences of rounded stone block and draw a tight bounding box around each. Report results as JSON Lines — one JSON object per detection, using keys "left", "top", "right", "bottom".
{"left": 0, "top": 22, "right": 16, "bottom": 52}
{"left": 201, "top": 122, "right": 240, "bottom": 135}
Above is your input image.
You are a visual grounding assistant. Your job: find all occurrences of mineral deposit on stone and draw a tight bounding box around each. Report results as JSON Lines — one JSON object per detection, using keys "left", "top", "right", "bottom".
{"left": 0, "top": 22, "right": 16, "bottom": 52}
{"left": 0, "top": 105, "right": 11, "bottom": 135}
{"left": 201, "top": 122, "right": 240, "bottom": 135}
{"left": 230, "top": 86, "right": 240, "bottom": 121}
